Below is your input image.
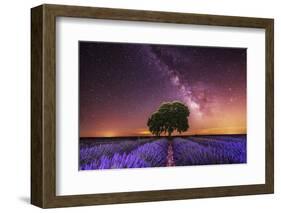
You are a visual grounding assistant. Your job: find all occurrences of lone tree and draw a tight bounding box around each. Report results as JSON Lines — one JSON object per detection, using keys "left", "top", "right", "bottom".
{"left": 147, "top": 101, "right": 190, "bottom": 137}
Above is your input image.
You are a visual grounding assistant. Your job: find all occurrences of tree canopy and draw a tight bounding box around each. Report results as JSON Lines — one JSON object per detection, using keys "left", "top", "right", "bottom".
{"left": 147, "top": 101, "right": 190, "bottom": 137}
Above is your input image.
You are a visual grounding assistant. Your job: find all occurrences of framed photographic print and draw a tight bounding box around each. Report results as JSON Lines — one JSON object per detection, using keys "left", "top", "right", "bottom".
{"left": 31, "top": 4, "right": 274, "bottom": 208}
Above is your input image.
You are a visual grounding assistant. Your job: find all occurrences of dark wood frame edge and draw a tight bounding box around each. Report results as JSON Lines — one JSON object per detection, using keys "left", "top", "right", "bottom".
{"left": 31, "top": 4, "right": 274, "bottom": 208}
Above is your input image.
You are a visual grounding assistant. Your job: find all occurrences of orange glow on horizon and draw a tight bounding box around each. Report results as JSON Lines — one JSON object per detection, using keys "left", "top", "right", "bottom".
{"left": 186, "top": 126, "right": 246, "bottom": 135}
{"left": 102, "top": 131, "right": 117, "bottom": 137}
{"left": 80, "top": 126, "right": 246, "bottom": 137}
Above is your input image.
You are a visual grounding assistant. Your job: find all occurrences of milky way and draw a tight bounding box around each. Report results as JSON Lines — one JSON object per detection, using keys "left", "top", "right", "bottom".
{"left": 79, "top": 41, "right": 246, "bottom": 137}
{"left": 143, "top": 46, "right": 205, "bottom": 118}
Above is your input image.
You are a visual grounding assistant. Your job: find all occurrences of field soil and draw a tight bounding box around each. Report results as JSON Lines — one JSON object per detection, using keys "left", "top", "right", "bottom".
{"left": 166, "top": 141, "right": 175, "bottom": 166}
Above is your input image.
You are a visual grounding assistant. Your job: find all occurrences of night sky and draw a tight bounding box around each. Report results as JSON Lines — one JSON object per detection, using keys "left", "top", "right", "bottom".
{"left": 79, "top": 42, "right": 246, "bottom": 137}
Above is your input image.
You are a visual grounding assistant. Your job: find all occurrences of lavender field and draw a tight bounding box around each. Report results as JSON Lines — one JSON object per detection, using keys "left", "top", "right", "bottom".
{"left": 79, "top": 135, "right": 246, "bottom": 171}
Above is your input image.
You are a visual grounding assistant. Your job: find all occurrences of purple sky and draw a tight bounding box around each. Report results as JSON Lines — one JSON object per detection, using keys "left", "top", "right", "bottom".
{"left": 79, "top": 42, "right": 246, "bottom": 137}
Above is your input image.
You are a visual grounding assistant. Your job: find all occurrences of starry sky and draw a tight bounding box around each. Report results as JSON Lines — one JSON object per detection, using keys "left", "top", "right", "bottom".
{"left": 79, "top": 41, "right": 246, "bottom": 137}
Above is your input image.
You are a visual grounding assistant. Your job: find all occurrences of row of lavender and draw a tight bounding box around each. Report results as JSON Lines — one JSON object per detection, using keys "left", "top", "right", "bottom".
{"left": 79, "top": 135, "right": 246, "bottom": 170}
{"left": 173, "top": 135, "right": 246, "bottom": 166}
{"left": 80, "top": 138, "right": 169, "bottom": 170}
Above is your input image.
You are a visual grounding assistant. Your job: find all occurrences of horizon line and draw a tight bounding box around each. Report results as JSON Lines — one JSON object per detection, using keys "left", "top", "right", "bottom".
{"left": 80, "top": 132, "right": 247, "bottom": 138}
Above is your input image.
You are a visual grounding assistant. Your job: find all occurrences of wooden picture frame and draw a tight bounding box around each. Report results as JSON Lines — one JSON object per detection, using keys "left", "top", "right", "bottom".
{"left": 31, "top": 4, "right": 274, "bottom": 208}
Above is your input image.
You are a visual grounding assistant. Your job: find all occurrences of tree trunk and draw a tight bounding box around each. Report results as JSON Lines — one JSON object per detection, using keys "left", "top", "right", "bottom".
{"left": 168, "top": 131, "right": 172, "bottom": 138}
